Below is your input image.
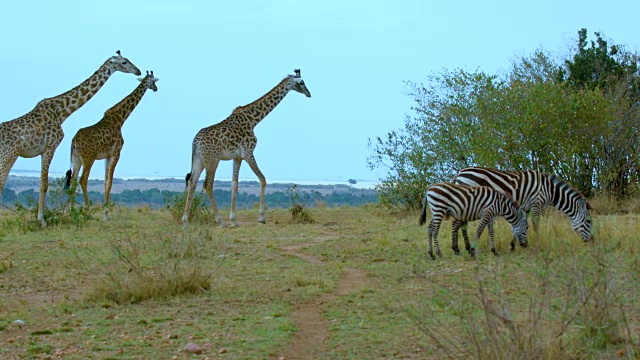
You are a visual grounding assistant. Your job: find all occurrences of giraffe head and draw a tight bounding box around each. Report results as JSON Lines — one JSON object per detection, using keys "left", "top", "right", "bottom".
{"left": 107, "top": 50, "right": 142, "bottom": 76}
{"left": 137, "top": 71, "right": 160, "bottom": 92}
{"left": 287, "top": 69, "right": 311, "bottom": 97}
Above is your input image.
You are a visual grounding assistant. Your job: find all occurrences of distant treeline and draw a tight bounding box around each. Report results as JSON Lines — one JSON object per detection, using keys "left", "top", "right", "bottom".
{"left": 1, "top": 184, "right": 379, "bottom": 209}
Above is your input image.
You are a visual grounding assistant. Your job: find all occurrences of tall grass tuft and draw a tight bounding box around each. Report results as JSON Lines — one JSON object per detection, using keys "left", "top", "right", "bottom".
{"left": 0, "top": 259, "right": 13, "bottom": 273}
{"left": 407, "top": 213, "right": 639, "bottom": 359}
{"left": 85, "top": 228, "right": 220, "bottom": 305}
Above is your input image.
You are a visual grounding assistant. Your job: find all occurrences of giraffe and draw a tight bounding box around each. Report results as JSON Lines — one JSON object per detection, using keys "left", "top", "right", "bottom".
{"left": 0, "top": 51, "right": 141, "bottom": 227}
{"left": 64, "top": 71, "right": 159, "bottom": 220}
{"left": 182, "top": 69, "right": 311, "bottom": 228}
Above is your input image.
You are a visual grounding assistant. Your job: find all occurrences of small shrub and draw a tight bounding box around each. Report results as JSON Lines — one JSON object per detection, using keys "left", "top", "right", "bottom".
{"left": 287, "top": 185, "right": 315, "bottom": 224}
{"left": 164, "top": 191, "right": 210, "bottom": 224}
{"left": 290, "top": 203, "right": 315, "bottom": 224}
{"left": 0, "top": 259, "right": 13, "bottom": 273}
{"left": 1, "top": 178, "right": 95, "bottom": 232}
{"left": 85, "top": 228, "right": 219, "bottom": 305}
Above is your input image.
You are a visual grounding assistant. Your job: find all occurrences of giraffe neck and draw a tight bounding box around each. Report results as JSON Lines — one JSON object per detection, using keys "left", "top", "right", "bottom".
{"left": 232, "top": 77, "right": 291, "bottom": 128}
{"left": 103, "top": 81, "right": 149, "bottom": 128}
{"left": 40, "top": 60, "right": 116, "bottom": 124}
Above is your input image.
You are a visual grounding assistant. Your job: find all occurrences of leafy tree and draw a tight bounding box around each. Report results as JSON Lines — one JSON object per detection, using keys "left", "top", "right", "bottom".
{"left": 2, "top": 188, "right": 16, "bottom": 204}
{"left": 368, "top": 69, "right": 496, "bottom": 210}
{"left": 559, "top": 29, "right": 640, "bottom": 196}
{"left": 369, "top": 30, "right": 640, "bottom": 209}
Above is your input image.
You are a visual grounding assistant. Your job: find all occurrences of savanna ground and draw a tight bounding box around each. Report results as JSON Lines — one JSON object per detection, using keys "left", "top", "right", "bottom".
{"left": 0, "top": 202, "right": 639, "bottom": 359}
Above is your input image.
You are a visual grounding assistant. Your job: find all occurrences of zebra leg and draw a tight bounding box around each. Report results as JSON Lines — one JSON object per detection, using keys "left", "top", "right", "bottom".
{"left": 531, "top": 202, "right": 542, "bottom": 233}
{"left": 461, "top": 223, "right": 471, "bottom": 254}
{"left": 451, "top": 220, "right": 463, "bottom": 255}
{"left": 428, "top": 218, "right": 442, "bottom": 260}
{"left": 472, "top": 216, "right": 490, "bottom": 257}
{"left": 434, "top": 232, "right": 443, "bottom": 259}
{"left": 427, "top": 221, "right": 435, "bottom": 260}
{"left": 488, "top": 221, "right": 499, "bottom": 257}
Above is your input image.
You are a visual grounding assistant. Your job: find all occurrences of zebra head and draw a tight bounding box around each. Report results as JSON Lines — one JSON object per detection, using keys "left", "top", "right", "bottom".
{"left": 572, "top": 199, "right": 594, "bottom": 242}
{"left": 512, "top": 208, "right": 529, "bottom": 246}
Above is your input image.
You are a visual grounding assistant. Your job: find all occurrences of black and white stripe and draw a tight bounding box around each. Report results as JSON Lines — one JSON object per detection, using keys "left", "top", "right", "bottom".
{"left": 452, "top": 167, "right": 594, "bottom": 242}
{"left": 419, "top": 182, "right": 529, "bottom": 259}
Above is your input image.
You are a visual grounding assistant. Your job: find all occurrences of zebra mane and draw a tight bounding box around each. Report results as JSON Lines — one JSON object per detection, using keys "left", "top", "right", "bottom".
{"left": 545, "top": 173, "right": 590, "bottom": 207}
{"left": 496, "top": 190, "right": 520, "bottom": 208}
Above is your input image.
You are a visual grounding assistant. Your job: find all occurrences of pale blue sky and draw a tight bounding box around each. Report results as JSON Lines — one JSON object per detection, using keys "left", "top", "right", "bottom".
{"left": 1, "top": 0, "right": 639, "bottom": 184}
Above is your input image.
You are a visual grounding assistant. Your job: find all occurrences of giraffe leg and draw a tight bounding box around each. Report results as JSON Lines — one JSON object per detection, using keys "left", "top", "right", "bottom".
{"left": 79, "top": 159, "right": 95, "bottom": 207}
{"left": 0, "top": 148, "right": 19, "bottom": 210}
{"left": 103, "top": 155, "right": 120, "bottom": 221}
{"left": 229, "top": 158, "right": 242, "bottom": 227}
{"left": 202, "top": 160, "right": 224, "bottom": 227}
{"left": 69, "top": 155, "right": 82, "bottom": 209}
{"left": 244, "top": 154, "right": 267, "bottom": 224}
{"left": 182, "top": 158, "right": 204, "bottom": 228}
{"left": 37, "top": 150, "right": 57, "bottom": 227}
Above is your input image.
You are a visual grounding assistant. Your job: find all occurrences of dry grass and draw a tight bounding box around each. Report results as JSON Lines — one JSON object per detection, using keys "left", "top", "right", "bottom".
{"left": 0, "top": 204, "right": 638, "bottom": 359}
{"left": 84, "top": 229, "right": 216, "bottom": 305}
{"left": 401, "top": 208, "right": 640, "bottom": 359}
{"left": 589, "top": 193, "right": 640, "bottom": 215}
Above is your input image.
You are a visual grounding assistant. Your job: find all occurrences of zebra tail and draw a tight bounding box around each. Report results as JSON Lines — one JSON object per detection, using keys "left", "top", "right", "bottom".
{"left": 419, "top": 198, "right": 428, "bottom": 226}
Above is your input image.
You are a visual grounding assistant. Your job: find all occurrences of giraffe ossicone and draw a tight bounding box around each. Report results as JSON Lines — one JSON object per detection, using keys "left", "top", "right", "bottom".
{"left": 181, "top": 69, "right": 311, "bottom": 228}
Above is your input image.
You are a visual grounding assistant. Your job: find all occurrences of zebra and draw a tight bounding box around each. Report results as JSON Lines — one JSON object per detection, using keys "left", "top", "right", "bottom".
{"left": 419, "top": 182, "right": 529, "bottom": 259}
{"left": 451, "top": 167, "right": 594, "bottom": 242}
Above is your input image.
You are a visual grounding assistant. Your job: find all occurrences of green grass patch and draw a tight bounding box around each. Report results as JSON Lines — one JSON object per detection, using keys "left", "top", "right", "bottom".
{"left": 0, "top": 205, "right": 638, "bottom": 359}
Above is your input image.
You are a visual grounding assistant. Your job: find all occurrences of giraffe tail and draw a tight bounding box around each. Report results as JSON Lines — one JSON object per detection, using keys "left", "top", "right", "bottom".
{"left": 64, "top": 143, "right": 75, "bottom": 190}
{"left": 64, "top": 170, "right": 72, "bottom": 190}
{"left": 185, "top": 172, "right": 192, "bottom": 189}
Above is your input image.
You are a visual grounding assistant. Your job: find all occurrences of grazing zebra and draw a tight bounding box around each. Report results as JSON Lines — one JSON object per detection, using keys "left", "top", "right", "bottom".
{"left": 452, "top": 167, "right": 594, "bottom": 242}
{"left": 419, "top": 182, "right": 529, "bottom": 259}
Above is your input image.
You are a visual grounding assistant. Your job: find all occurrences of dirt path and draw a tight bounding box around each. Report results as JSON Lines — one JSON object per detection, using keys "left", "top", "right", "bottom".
{"left": 277, "top": 240, "right": 369, "bottom": 360}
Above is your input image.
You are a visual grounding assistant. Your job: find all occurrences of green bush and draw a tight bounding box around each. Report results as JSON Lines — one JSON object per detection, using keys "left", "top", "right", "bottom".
{"left": 2, "top": 177, "right": 95, "bottom": 232}
{"left": 164, "top": 190, "right": 210, "bottom": 224}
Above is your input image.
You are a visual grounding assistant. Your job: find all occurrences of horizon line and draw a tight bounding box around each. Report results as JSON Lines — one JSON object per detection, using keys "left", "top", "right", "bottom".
{"left": 8, "top": 169, "right": 379, "bottom": 187}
